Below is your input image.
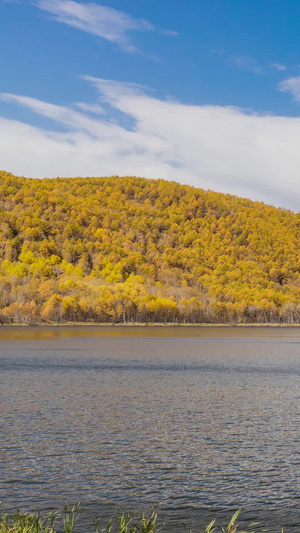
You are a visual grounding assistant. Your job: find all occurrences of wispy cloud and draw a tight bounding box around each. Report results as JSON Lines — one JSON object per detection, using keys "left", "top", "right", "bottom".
{"left": 223, "top": 55, "right": 289, "bottom": 75}
{"left": 0, "top": 92, "right": 106, "bottom": 134}
{"left": 1, "top": 78, "right": 300, "bottom": 210}
{"left": 162, "top": 29, "right": 179, "bottom": 37}
{"left": 269, "top": 62, "right": 287, "bottom": 72}
{"left": 74, "top": 102, "right": 105, "bottom": 114}
{"left": 278, "top": 76, "right": 300, "bottom": 101}
{"left": 232, "top": 56, "right": 263, "bottom": 74}
{"left": 36, "top": 0, "right": 154, "bottom": 52}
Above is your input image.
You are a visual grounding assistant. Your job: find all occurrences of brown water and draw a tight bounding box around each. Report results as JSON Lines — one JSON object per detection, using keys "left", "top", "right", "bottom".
{"left": 1, "top": 326, "right": 300, "bottom": 531}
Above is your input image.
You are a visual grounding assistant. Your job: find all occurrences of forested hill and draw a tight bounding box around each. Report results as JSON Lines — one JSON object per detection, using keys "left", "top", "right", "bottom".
{"left": 1, "top": 170, "right": 300, "bottom": 324}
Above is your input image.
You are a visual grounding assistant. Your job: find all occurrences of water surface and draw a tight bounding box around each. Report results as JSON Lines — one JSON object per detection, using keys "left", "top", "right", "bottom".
{"left": 1, "top": 326, "right": 300, "bottom": 531}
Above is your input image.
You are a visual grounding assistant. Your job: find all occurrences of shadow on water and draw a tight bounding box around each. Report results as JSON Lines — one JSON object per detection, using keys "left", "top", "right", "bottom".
{"left": 2, "top": 325, "right": 300, "bottom": 341}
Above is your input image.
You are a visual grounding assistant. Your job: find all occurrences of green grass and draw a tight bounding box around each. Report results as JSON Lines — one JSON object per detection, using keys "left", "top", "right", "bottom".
{"left": 0, "top": 506, "right": 263, "bottom": 533}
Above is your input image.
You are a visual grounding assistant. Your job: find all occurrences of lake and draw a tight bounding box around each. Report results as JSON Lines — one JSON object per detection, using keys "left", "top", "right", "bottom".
{"left": 1, "top": 326, "right": 300, "bottom": 531}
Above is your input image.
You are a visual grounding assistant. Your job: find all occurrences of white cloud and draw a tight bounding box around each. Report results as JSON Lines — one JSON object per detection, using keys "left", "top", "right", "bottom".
{"left": 278, "top": 76, "right": 300, "bottom": 101}
{"left": 269, "top": 62, "right": 287, "bottom": 72}
{"left": 74, "top": 102, "right": 105, "bottom": 114}
{"left": 1, "top": 78, "right": 300, "bottom": 211}
{"left": 36, "top": 0, "right": 154, "bottom": 52}
{"left": 162, "top": 29, "right": 179, "bottom": 37}
{"left": 0, "top": 92, "right": 106, "bottom": 134}
{"left": 232, "top": 56, "right": 262, "bottom": 74}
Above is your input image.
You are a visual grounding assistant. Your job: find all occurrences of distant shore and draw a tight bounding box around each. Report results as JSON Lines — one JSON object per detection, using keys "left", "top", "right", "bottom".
{"left": 2, "top": 322, "right": 300, "bottom": 327}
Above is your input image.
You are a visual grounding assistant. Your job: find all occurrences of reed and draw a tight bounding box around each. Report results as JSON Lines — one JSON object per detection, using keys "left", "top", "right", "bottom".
{"left": 0, "top": 507, "right": 262, "bottom": 533}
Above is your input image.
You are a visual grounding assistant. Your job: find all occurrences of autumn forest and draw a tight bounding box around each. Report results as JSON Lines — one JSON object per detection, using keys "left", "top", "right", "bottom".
{"left": 1, "top": 170, "right": 300, "bottom": 324}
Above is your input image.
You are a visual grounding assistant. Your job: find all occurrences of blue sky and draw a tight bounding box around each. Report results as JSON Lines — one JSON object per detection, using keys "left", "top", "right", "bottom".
{"left": 1, "top": 0, "right": 300, "bottom": 209}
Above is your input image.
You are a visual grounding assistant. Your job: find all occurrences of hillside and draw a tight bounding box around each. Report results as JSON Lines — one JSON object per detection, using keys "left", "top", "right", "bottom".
{"left": 0, "top": 170, "right": 300, "bottom": 324}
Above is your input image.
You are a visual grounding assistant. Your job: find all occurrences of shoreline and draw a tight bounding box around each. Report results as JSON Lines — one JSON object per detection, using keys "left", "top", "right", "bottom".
{"left": 2, "top": 322, "right": 300, "bottom": 327}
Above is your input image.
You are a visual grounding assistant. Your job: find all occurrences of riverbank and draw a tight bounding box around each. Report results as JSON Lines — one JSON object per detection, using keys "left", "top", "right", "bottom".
{"left": 2, "top": 321, "right": 300, "bottom": 327}
{"left": 0, "top": 507, "right": 262, "bottom": 533}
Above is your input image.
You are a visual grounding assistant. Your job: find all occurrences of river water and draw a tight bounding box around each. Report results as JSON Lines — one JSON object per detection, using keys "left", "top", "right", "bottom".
{"left": 1, "top": 326, "right": 300, "bottom": 531}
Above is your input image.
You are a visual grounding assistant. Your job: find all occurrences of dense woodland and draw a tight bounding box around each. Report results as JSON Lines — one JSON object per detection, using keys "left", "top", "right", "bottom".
{"left": 1, "top": 170, "right": 300, "bottom": 324}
